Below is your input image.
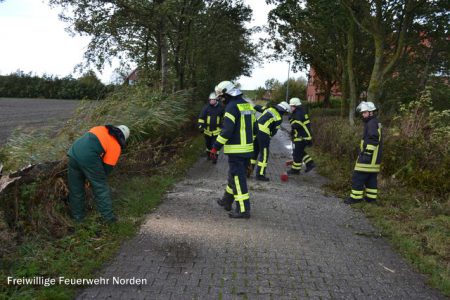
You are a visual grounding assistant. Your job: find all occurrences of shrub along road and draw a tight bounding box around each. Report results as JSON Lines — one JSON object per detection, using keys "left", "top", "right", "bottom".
{"left": 77, "top": 125, "right": 445, "bottom": 299}
{"left": 0, "top": 98, "right": 79, "bottom": 145}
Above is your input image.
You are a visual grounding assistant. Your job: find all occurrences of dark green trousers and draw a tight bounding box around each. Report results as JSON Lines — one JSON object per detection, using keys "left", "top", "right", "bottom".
{"left": 68, "top": 156, "right": 115, "bottom": 222}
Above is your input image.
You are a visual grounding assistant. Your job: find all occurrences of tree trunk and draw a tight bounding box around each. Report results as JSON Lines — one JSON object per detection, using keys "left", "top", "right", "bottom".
{"left": 347, "top": 20, "right": 357, "bottom": 126}
{"left": 160, "top": 20, "right": 168, "bottom": 92}
{"left": 323, "top": 80, "right": 332, "bottom": 108}
{"left": 340, "top": 59, "right": 349, "bottom": 119}
{"left": 367, "top": 35, "right": 384, "bottom": 103}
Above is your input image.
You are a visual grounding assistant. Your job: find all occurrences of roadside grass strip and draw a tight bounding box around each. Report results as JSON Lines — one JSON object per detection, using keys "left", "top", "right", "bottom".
{"left": 311, "top": 148, "right": 450, "bottom": 297}
{"left": 0, "top": 135, "right": 204, "bottom": 300}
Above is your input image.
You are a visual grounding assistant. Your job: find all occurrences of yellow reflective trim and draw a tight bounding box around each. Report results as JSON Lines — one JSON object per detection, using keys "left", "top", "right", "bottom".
{"left": 240, "top": 114, "right": 246, "bottom": 147}
{"left": 234, "top": 176, "right": 246, "bottom": 213}
{"left": 198, "top": 119, "right": 205, "bottom": 123}
{"left": 293, "top": 137, "right": 312, "bottom": 142}
{"left": 365, "top": 188, "right": 378, "bottom": 193}
{"left": 257, "top": 161, "right": 267, "bottom": 167}
{"left": 350, "top": 194, "right": 364, "bottom": 199}
{"left": 366, "top": 144, "right": 377, "bottom": 151}
{"left": 292, "top": 162, "right": 302, "bottom": 170}
{"left": 303, "top": 157, "right": 312, "bottom": 164}
{"left": 366, "top": 194, "right": 377, "bottom": 199}
{"left": 354, "top": 164, "right": 380, "bottom": 172}
{"left": 216, "top": 135, "right": 228, "bottom": 144}
{"left": 258, "top": 123, "right": 271, "bottom": 135}
{"left": 351, "top": 190, "right": 364, "bottom": 195}
{"left": 224, "top": 112, "right": 235, "bottom": 123}
{"left": 250, "top": 159, "right": 257, "bottom": 164}
{"left": 226, "top": 185, "right": 233, "bottom": 194}
{"left": 234, "top": 194, "right": 249, "bottom": 201}
{"left": 237, "top": 103, "right": 254, "bottom": 112}
{"left": 224, "top": 144, "right": 253, "bottom": 153}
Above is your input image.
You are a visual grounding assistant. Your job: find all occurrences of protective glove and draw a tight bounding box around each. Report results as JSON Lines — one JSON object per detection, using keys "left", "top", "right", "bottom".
{"left": 359, "top": 152, "right": 372, "bottom": 164}
{"left": 209, "top": 148, "right": 218, "bottom": 160}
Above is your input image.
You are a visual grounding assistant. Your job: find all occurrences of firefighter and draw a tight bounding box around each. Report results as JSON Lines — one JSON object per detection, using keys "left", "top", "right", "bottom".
{"left": 345, "top": 101, "right": 382, "bottom": 204}
{"left": 287, "top": 97, "right": 315, "bottom": 174}
{"left": 211, "top": 81, "right": 256, "bottom": 219}
{"left": 198, "top": 92, "right": 225, "bottom": 164}
{"left": 253, "top": 101, "right": 291, "bottom": 181}
{"left": 67, "top": 125, "right": 130, "bottom": 223}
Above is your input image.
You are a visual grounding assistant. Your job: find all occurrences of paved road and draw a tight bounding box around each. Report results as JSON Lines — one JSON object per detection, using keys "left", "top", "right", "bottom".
{"left": 0, "top": 98, "right": 79, "bottom": 145}
{"left": 78, "top": 123, "right": 445, "bottom": 299}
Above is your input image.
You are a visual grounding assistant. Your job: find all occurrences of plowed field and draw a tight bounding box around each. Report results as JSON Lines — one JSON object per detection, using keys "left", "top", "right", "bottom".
{"left": 0, "top": 98, "right": 79, "bottom": 145}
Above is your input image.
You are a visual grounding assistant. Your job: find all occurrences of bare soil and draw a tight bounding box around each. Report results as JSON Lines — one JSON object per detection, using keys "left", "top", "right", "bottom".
{"left": 0, "top": 98, "right": 79, "bottom": 145}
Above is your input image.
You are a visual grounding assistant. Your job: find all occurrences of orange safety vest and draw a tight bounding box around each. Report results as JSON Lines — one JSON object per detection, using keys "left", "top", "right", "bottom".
{"left": 89, "top": 126, "right": 121, "bottom": 166}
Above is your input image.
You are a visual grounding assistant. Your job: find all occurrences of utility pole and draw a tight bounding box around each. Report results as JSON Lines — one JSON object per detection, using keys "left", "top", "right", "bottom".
{"left": 285, "top": 60, "right": 291, "bottom": 102}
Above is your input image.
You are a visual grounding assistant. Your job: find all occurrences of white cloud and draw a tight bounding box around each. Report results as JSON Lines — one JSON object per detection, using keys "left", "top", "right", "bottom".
{"left": 0, "top": 0, "right": 89, "bottom": 78}
{"left": 237, "top": 0, "right": 305, "bottom": 90}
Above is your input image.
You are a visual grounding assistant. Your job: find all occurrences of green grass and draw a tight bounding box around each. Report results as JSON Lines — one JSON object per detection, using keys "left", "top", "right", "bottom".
{"left": 311, "top": 148, "right": 450, "bottom": 296}
{"left": 0, "top": 135, "right": 204, "bottom": 300}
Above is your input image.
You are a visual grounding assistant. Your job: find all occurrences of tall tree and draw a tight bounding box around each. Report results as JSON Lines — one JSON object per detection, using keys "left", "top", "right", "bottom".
{"left": 49, "top": 0, "right": 257, "bottom": 95}
{"left": 341, "top": 0, "right": 428, "bottom": 103}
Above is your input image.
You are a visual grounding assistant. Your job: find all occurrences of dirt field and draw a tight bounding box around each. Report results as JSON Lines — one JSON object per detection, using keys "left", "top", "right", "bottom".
{"left": 0, "top": 98, "right": 80, "bottom": 145}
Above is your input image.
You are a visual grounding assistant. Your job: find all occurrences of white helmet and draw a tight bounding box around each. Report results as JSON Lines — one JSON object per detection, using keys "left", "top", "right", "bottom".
{"left": 276, "top": 101, "right": 291, "bottom": 113}
{"left": 289, "top": 97, "right": 302, "bottom": 106}
{"left": 209, "top": 92, "right": 216, "bottom": 100}
{"left": 116, "top": 125, "right": 130, "bottom": 140}
{"left": 356, "top": 101, "right": 377, "bottom": 112}
{"left": 215, "top": 81, "right": 242, "bottom": 97}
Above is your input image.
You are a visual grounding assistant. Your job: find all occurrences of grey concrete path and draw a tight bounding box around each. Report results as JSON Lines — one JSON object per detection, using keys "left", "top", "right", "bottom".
{"left": 77, "top": 123, "right": 446, "bottom": 299}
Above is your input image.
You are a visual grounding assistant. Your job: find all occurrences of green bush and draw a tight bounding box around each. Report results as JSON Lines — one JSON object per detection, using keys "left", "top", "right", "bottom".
{"left": 383, "top": 87, "right": 450, "bottom": 198}
{"left": 0, "top": 85, "right": 196, "bottom": 237}
{"left": 312, "top": 86, "right": 450, "bottom": 199}
{"left": 1, "top": 85, "right": 195, "bottom": 171}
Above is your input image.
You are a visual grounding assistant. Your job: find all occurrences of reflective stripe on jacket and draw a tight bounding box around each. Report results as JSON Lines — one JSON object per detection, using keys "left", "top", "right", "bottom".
{"left": 198, "top": 103, "right": 224, "bottom": 136}
{"left": 354, "top": 116, "right": 382, "bottom": 173}
{"left": 289, "top": 106, "right": 312, "bottom": 142}
{"left": 213, "top": 97, "right": 256, "bottom": 157}
{"left": 257, "top": 107, "right": 282, "bottom": 137}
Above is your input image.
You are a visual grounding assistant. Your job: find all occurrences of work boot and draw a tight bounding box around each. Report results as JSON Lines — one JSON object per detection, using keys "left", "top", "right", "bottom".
{"left": 365, "top": 197, "right": 377, "bottom": 204}
{"left": 228, "top": 210, "right": 250, "bottom": 219}
{"left": 344, "top": 197, "right": 362, "bottom": 205}
{"left": 217, "top": 193, "right": 233, "bottom": 211}
{"left": 305, "top": 162, "right": 316, "bottom": 173}
{"left": 256, "top": 175, "right": 270, "bottom": 181}
{"left": 287, "top": 169, "right": 300, "bottom": 175}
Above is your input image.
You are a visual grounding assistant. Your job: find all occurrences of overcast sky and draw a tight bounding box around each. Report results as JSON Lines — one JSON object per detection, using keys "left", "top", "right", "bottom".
{"left": 0, "top": 0, "right": 305, "bottom": 89}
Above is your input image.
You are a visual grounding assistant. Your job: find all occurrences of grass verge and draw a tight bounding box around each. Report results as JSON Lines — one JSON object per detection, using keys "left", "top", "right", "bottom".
{"left": 0, "top": 135, "right": 204, "bottom": 300}
{"left": 311, "top": 148, "right": 450, "bottom": 296}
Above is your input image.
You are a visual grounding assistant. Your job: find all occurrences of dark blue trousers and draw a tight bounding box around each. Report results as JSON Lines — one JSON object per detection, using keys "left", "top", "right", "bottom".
{"left": 350, "top": 171, "right": 378, "bottom": 201}
{"left": 226, "top": 156, "right": 251, "bottom": 213}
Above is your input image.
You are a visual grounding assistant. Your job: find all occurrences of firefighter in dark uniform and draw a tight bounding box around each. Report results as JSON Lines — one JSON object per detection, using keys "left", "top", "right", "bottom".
{"left": 287, "top": 97, "right": 315, "bottom": 174}
{"left": 67, "top": 125, "right": 130, "bottom": 222}
{"left": 345, "top": 101, "right": 382, "bottom": 204}
{"left": 253, "top": 101, "right": 291, "bottom": 181}
{"left": 248, "top": 104, "right": 267, "bottom": 176}
{"left": 211, "top": 81, "right": 256, "bottom": 219}
{"left": 198, "top": 92, "right": 224, "bottom": 164}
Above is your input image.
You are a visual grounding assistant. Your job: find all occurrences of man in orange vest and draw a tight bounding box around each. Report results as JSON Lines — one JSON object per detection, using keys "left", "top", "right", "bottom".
{"left": 67, "top": 125, "right": 130, "bottom": 223}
